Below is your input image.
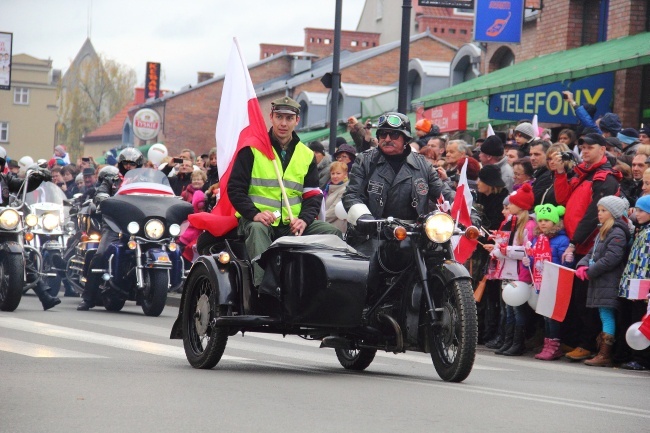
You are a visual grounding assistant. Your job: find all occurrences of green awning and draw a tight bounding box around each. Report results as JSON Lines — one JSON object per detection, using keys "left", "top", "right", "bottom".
{"left": 465, "top": 98, "right": 511, "bottom": 130}
{"left": 413, "top": 32, "right": 650, "bottom": 109}
{"left": 298, "top": 125, "right": 352, "bottom": 147}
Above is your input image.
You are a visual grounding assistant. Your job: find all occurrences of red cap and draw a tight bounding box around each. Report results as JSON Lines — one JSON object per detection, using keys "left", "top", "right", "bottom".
{"left": 508, "top": 183, "right": 535, "bottom": 211}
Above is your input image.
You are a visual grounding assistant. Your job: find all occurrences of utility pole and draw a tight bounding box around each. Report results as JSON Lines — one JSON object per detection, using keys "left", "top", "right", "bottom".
{"left": 398, "top": 0, "right": 412, "bottom": 114}
{"left": 327, "top": 0, "right": 343, "bottom": 156}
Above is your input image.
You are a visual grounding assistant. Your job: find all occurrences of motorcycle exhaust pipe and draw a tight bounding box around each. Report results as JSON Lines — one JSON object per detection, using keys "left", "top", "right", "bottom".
{"left": 377, "top": 313, "right": 404, "bottom": 354}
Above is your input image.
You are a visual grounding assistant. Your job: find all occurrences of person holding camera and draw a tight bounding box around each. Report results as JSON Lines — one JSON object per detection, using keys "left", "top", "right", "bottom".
{"left": 551, "top": 132, "right": 623, "bottom": 361}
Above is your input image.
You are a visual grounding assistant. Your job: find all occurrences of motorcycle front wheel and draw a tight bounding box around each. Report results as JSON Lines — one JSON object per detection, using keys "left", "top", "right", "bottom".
{"left": 141, "top": 269, "right": 168, "bottom": 317}
{"left": 0, "top": 254, "right": 24, "bottom": 312}
{"left": 335, "top": 348, "right": 376, "bottom": 371}
{"left": 182, "top": 264, "right": 228, "bottom": 369}
{"left": 428, "top": 279, "right": 477, "bottom": 382}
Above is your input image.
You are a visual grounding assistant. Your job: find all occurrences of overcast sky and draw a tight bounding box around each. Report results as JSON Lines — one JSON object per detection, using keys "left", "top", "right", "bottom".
{"left": 1, "top": 0, "right": 366, "bottom": 91}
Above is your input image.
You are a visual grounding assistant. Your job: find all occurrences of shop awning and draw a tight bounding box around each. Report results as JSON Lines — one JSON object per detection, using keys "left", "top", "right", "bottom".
{"left": 413, "top": 32, "right": 650, "bottom": 109}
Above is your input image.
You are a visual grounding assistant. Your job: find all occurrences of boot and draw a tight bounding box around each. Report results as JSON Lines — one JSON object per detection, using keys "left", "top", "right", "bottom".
{"left": 534, "top": 338, "right": 550, "bottom": 360}
{"left": 33, "top": 281, "right": 61, "bottom": 311}
{"left": 485, "top": 321, "right": 505, "bottom": 349}
{"left": 536, "top": 338, "right": 563, "bottom": 360}
{"left": 494, "top": 323, "right": 515, "bottom": 355}
{"left": 584, "top": 333, "right": 615, "bottom": 367}
{"left": 503, "top": 325, "right": 526, "bottom": 356}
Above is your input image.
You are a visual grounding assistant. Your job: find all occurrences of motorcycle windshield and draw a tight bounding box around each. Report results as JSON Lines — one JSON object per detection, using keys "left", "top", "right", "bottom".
{"left": 25, "top": 181, "right": 66, "bottom": 207}
{"left": 117, "top": 168, "right": 174, "bottom": 196}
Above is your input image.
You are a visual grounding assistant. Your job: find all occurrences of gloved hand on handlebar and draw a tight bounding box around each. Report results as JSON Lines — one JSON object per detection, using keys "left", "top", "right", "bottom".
{"left": 94, "top": 192, "right": 110, "bottom": 206}
{"left": 355, "top": 214, "right": 376, "bottom": 235}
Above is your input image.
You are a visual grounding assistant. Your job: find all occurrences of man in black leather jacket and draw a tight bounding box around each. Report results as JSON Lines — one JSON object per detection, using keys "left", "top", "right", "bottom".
{"left": 342, "top": 112, "right": 454, "bottom": 255}
{"left": 77, "top": 148, "right": 142, "bottom": 310}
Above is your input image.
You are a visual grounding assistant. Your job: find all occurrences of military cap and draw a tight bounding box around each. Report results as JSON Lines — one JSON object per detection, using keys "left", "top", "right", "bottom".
{"left": 271, "top": 96, "right": 300, "bottom": 115}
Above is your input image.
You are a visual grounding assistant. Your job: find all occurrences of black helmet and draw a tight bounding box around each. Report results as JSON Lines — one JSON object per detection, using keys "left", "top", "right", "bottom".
{"left": 376, "top": 112, "right": 412, "bottom": 140}
{"left": 117, "top": 147, "right": 144, "bottom": 174}
{"left": 97, "top": 165, "right": 119, "bottom": 183}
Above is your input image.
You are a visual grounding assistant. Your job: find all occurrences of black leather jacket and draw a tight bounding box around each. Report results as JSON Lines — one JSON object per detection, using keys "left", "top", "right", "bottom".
{"left": 1, "top": 171, "right": 49, "bottom": 206}
{"left": 94, "top": 174, "right": 123, "bottom": 204}
{"left": 343, "top": 146, "right": 455, "bottom": 222}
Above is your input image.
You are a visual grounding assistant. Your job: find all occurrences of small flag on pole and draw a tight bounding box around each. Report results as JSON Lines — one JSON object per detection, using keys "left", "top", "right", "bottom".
{"left": 536, "top": 261, "right": 574, "bottom": 322}
{"left": 486, "top": 124, "right": 495, "bottom": 137}
{"left": 627, "top": 279, "right": 650, "bottom": 300}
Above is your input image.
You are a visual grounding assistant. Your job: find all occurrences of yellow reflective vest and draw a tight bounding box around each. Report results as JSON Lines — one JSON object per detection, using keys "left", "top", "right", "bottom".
{"left": 240, "top": 142, "right": 313, "bottom": 226}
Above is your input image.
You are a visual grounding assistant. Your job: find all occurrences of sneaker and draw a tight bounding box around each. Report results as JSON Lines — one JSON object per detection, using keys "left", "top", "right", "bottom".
{"left": 620, "top": 361, "right": 648, "bottom": 371}
{"left": 565, "top": 347, "right": 592, "bottom": 361}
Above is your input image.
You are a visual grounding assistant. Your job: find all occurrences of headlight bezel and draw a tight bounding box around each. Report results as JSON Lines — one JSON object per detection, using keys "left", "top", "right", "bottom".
{"left": 424, "top": 212, "right": 455, "bottom": 244}
{"left": 0, "top": 209, "right": 21, "bottom": 230}
{"left": 144, "top": 219, "right": 165, "bottom": 240}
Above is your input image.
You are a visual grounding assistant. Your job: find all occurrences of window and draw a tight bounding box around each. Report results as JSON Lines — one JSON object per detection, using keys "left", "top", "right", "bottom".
{"left": 362, "top": 41, "right": 368, "bottom": 47}
{"left": 14, "top": 87, "right": 29, "bottom": 105}
{"left": 454, "top": 8, "right": 474, "bottom": 16}
{"left": 376, "top": 0, "right": 383, "bottom": 20}
{"left": 449, "top": 29, "right": 456, "bottom": 34}
{"left": 460, "top": 29, "right": 468, "bottom": 35}
{"left": 351, "top": 40, "right": 358, "bottom": 47}
{"left": 324, "top": 38, "right": 331, "bottom": 44}
{"left": 0, "top": 122, "right": 8, "bottom": 142}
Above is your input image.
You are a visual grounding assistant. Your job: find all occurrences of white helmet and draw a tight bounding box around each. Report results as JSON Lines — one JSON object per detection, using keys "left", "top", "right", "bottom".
{"left": 18, "top": 156, "right": 34, "bottom": 175}
{"left": 0, "top": 146, "right": 6, "bottom": 160}
{"left": 147, "top": 143, "right": 168, "bottom": 166}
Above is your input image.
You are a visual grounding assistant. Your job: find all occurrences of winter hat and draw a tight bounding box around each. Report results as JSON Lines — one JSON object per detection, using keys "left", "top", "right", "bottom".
{"left": 605, "top": 137, "right": 623, "bottom": 151}
{"left": 333, "top": 144, "right": 357, "bottom": 162}
{"left": 617, "top": 128, "right": 639, "bottom": 145}
{"left": 640, "top": 126, "right": 650, "bottom": 136}
{"left": 515, "top": 122, "right": 536, "bottom": 140}
{"left": 508, "top": 183, "right": 535, "bottom": 211}
{"left": 597, "top": 195, "right": 629, "bottom": 219}
{"left": 599, "top": 113, "right": 622, "bottom": 135}
{"left": 478, "top": 165, "right": 505, "bottom": 188}
{"left": 480, "top": 135, "right": 504, "bottom": 157}
{"left": 534, "top": 203, "right": 566, "bottom": 224}
{"left": 308, "top": 140, "right": 326, "bottom": 155}
{"left": 635, "top": 195, "right": 650, "bottom": 214}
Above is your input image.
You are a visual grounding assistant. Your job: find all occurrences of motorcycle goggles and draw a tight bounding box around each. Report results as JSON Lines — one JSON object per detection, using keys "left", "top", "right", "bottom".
{"left": 377, "top": 130, "right": 404, "bottom": 140}
{"left": 377, "top": 114, "right": 405, "bottom": 129}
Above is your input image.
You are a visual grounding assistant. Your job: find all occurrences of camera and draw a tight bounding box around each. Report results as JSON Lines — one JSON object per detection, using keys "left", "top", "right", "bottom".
{"left": 560, "top": 151, "right": 575, "bottom": 161}
{"left": 82, "top": 157, "right": 90, "bottom": 162}
{"left": 562, "top": 93, "right": 568, "bottom": 100}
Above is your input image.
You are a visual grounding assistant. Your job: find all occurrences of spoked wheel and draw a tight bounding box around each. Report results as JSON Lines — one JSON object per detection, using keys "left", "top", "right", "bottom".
{"left": 0, "top": 254, "right": 24, "bottom": 312}
{"left": 335, "top": 347, "right": 376, "bottom": 371}
{"left": 182, "top": 265, "right": 228, "bottom": 369}
{"left": 141, "top": 269, "right": 168, "bottom": 317}
{"left": 428, "top": 279, "right": 477, "bottom": 382}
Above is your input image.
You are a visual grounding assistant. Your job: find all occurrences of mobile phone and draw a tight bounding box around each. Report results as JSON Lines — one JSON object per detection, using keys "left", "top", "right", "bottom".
{"left": 82, "top": 157, "right": 90, "bottom": 162}
{"left": 173, "top": 158, "right": 184, "bottom": 164}
{"left": 562, "top": 93, "right": 568, "bottom": 100}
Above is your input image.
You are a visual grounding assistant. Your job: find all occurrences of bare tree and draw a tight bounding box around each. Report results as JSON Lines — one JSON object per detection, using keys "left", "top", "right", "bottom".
{"left": 57, "top": 54, "right": 136, "bottom": 160}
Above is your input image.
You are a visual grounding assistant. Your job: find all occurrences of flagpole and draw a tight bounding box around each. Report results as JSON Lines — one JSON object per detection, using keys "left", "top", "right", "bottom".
{"left": 272, "top": 159, "right": 295, "bottom": 221}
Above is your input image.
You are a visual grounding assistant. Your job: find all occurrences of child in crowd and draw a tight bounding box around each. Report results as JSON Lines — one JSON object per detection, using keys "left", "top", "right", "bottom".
{"left": 617, "top": 195, "right": 650, "bottom": 370}
{"left": 486, "top": 183, "right": 536, "bottom": 356}
{"left": 576, "top": 196, "right": 632, "bottom": 367}
{"left": 523, "top": 204, "right": 570, "bottom": 360}
{"left": 181, "top": 170, "right": 207, "bottom": 212}
{"left": 324, "top": 161, "right": 349, "bottom": 233}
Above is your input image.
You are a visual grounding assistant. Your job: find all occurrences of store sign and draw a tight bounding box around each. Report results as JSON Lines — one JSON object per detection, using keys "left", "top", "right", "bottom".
{"left": 144, "top": 62, "right": 161, "bottom": 99}
{"left": 133, "top": 108, "right": 161, "bottom": 141}
{"left": 474, "top": 0, "right": 524, "bottom": 43}
{"left": 488, "top": 73, "right": 615, "bottom": 124}
{"left": 418, "top": 0, "right": 474, "bottom": 7}
{"left": 418, "top": 100, "right": 467, "bottom": 132}
{"left": 0, "top": 32, "right": 13, "bottom": 91}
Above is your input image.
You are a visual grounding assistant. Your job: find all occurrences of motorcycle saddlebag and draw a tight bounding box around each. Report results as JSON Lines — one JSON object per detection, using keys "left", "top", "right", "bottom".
{"left": 257, "top": 235, "right": 368, "bottom": 328}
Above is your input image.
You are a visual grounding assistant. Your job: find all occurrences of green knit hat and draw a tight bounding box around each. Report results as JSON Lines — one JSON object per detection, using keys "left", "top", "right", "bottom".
{"left": 534, "top": 203, "right": 566, "bottom": 224}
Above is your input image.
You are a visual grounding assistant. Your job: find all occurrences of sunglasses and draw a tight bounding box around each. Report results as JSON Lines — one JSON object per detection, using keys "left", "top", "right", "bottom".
{"left": 377, "top": 114, "right": 405, "bottom": 128}
{"left": 377, "top": 130, "right": 403, "bottom": 140}
{"left": 122, "top": 161, "right": 138, "bottom": 167}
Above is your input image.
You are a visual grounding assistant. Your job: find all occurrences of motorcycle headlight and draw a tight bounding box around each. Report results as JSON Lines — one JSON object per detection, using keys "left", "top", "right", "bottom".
{"left": 168, "top": 224, "right": 181, "bottom": 237}
{"left": 0, "top": 209, "right": 20, "bottom": 230}
{"left": 25, "top": 214, "right": 38, "bottom": 227}
{"left": 424, "top": 212, "right": 454, "bottom": 243}
{"left": 42, "top": 213, "right": 60, "bottom": 231}
{"left": 144, "top": 219, "right": 165, "bottom": 240}
{"left": 127, "top": 222, "right": 140, "bottom": 235}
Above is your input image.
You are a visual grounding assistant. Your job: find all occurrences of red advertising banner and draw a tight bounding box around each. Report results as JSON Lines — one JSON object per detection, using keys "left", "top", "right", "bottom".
{"left": 417, "top": 100, "right": 467, "bottom": 132}
{"left": 144, "top": 62, "right": 161, "bottom": 99}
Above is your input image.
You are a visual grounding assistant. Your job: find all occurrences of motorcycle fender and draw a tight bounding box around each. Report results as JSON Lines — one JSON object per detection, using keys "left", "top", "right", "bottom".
{"left": 427, "top": 260, "right": 472, "bottom": 292}
{"left": 0, "top": 241, "right": 23, "bottom": 255}
{"left": 145, "top": 249, "right": 172, "bottom": 267}
{"left": 171, "top": 256, "right": 235, "bottom": 340}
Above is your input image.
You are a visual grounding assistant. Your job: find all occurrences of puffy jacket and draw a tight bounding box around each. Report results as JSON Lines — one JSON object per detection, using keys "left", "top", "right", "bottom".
{"left": 553, "top": 156, "right": 621, "bottom": 255}
{"left": 577, "top": 218, "right": 631, "bottom": 309}
{"left": 342, "top": 146, "right": 454, "bottom": 223}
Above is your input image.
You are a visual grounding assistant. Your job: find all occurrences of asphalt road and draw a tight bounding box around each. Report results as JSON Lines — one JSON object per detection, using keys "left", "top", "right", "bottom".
{"left": 1, "top": 294, "right": 648, "bottom": 433}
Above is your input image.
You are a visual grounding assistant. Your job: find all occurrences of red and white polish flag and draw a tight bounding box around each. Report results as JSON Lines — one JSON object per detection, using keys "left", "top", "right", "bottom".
{"left": 450, "top": 158, "right": 476, "bottom": 264}
{"left": 627, "top": 279, "right": 650, "bottom": 300}
{"left": 536, "top": 261, "right": 574, "bottom": 322}
{"left": 188, "top": 37, "right": 274, "bottom": 238}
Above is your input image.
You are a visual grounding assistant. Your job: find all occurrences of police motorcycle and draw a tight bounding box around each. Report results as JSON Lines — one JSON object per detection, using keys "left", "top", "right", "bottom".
{"left": 85, "top": 168, "right": 192, "bottom": 316}
{"left": 22, "top": 181, "right": 71, "bottom": 296}
{"left": 171, "top": 211, "right": 480, "bottom": 382}
{"left": 0, "top": 167, "right": 51, "bottom": 311}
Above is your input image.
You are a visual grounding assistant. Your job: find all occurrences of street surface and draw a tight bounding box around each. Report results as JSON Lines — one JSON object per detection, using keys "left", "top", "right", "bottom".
{"left": 1, "top": 294, "right": 648, "bottom": 433}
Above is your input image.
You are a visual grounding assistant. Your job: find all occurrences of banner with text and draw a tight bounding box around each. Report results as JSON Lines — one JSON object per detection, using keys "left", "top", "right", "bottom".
{"left": 418, "top": 100, "right": 467, "bottom": 132}
{"left": 144, "top": 62, "right": 161, "bottom": 100}
{"left": 488, "top": 73, "right": 614, "bottom": 124}
{"left": 474, "top": 0, "right": 524, "bottom": 43}
{"left": 0, "top": 32, "right": 13, "bottom": 91}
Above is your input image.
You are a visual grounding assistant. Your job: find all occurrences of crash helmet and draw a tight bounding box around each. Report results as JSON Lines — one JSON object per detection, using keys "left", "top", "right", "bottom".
{"left": 97, "top": 165, "right": 119, "bottom": 183}
{"left": 376, "top": 112, "right": 412, "bottom": 140}
{"left": 0, "top": 146, "right": 6, "bottom": 169}
{"left": 18, "top": 156, "right": 34, "bottom": 176}
{"left": 116, "top": 147, "right": 144, "bottom": 175}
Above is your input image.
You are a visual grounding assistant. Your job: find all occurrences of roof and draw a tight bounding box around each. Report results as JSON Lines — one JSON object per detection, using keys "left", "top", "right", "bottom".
{"left": 413, "top": 32, "right": 650, "bottom": 109}
{"left": 409, "top": 58, "right": 450, "bottom": 77}
{"left": 341, "top": 82, "right": 395, "bottom": 98}
{"left": 296, "top": 91, "right": 328, "bottom": 105}
{"left": 83, "top": 100, "right": 136, "bottom": 142}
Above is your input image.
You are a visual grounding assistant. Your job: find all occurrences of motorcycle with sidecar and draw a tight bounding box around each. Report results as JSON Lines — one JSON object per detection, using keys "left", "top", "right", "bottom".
{"left": 171, "top": 212, "right": 479, "bottom": 382}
